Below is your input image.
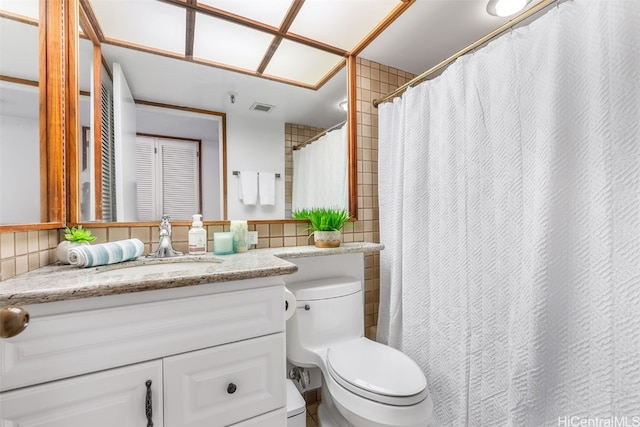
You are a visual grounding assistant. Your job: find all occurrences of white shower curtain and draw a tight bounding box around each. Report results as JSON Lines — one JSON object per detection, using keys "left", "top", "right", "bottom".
{"left": 292, "top": 123, "right": 348, "bottom": 212}
{"left": 378, "top": 1, "right": 640, "bottom": 425}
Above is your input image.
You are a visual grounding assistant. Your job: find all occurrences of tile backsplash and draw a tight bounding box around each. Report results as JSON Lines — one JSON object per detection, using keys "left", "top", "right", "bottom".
{"left": 0, "top": 57, "right": 414, "bottom": 341}
{"left": 0, "top": 230, "right": 59, "bottom": 281}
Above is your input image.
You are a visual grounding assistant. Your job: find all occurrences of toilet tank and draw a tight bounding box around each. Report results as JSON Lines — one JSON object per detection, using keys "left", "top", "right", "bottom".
{"left": 285, "top": 277, "right": 363, "bottom": 365}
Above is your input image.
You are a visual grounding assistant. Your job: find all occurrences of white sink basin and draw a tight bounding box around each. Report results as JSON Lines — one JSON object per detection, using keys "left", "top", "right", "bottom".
{"left": 95, "top": 259, "right": 224, "bottom": 278}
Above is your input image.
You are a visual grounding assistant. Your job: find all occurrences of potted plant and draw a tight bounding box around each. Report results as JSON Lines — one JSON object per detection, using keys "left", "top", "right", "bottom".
{"left": 293, "top": 208, "right": 350, "bottom": 248}
{"left": 56, "top": 225, "right": 97, "bottom": 264}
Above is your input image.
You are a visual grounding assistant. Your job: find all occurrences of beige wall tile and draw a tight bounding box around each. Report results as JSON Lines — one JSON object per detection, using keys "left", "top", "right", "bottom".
{"left": 172, "top": 226, "right": 189, "bottom": 242}
{"left": 39, "top": 250, "right": 49, "bottom": 267}
{"left": 14, "top": 232, "right": 28, "bottom": 256}
{"left": 48, "top": 230, "right": 59, "bottom": 249}
{"left": 130, "top": 227, "right": 151, "bottom": 243}
{"left": 15, "top": 255, "right": 29, "bottom": 276}
{"left": 108, "top": 227, "right": 130, "bottom": 242}
{"left": 269, "top": 224, "right": 283, "bottom": 237}
{"left": 27, "top": 231, "right": 39, "bottom": 252}
{"left": 91, "top": 228, "right": 108, "bottom": 244}
{"left": 0, "top": 233, "right": 15, "bottom": 259}
{"left": 28, "top": 253, "right": 39, "bottom": 271}
{"left": 1, "top": 259, "right": 16, "bottom": 281}
{"left": 38, "top": 230, "right": 49, "bottom": 251}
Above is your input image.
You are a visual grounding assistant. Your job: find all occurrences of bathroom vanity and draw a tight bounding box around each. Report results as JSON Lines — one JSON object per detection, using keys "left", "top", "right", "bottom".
{"left": 0, "top": 243, "right": 383, "bottom": 427}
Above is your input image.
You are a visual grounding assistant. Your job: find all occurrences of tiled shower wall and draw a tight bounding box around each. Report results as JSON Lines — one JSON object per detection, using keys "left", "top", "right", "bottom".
{"left": 0, "top": 57, "right": 414, "bottom": 341}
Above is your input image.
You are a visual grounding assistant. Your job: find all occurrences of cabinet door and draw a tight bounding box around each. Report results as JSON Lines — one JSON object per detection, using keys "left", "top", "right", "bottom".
{"left": 164, "top": 333, "right": 285, "bottom": 427}
{"left": 0, "top": 360, "right": 163, "bottom": 427}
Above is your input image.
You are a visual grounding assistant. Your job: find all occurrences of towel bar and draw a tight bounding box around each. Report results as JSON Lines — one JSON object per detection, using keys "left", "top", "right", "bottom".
{"left": 232, "top": 171, "right": 281, "bottom": 178}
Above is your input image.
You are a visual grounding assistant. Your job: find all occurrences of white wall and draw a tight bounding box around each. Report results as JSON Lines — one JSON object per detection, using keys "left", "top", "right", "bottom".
{"left": 0, "top": 115, "right": 40, "bottom": 224}
{"left": 113, "top": 63, "right": 138, "bottom": 222}
{"left": 226, "top": 113, "right": 285, "bottom": 220}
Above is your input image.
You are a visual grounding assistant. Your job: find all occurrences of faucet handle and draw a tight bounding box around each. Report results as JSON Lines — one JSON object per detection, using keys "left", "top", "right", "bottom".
{"left": 160, "top": 215, "right": 172, "bottom": 235}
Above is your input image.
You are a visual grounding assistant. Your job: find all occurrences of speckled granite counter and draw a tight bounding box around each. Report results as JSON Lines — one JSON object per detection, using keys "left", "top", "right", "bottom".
{"left": 0, "top": 243, "right": 383, "bottom": 306}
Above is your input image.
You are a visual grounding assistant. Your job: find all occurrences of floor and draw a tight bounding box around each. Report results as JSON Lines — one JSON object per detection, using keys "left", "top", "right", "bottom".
{"left": 305, "top": 389, "right": 320, "bottom": 427}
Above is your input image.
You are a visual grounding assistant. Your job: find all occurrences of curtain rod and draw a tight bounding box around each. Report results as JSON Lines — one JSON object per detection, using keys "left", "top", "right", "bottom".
{"left": 372, "top": 0, "right": 559, "bottom": 108}
{"left": 293, "top": 120, "right": 347, "bottom": 150}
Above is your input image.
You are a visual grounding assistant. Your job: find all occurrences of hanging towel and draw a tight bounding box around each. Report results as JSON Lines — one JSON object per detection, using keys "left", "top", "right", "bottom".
{"left": 68, "top": 238, "right": 144, "bottom": 268}
{"left": 259, "top": 172, "right": 276, "bottom": 206}
{"left": 238, "top": 171, "right": 258, "bottom": 206}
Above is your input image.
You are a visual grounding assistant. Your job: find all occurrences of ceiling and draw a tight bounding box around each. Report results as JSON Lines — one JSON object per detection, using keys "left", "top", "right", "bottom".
{"left": 83, "top": 0, "right": 407, "bottom": 89}
{"left": 1, "top": 0, "right": 548, "bottom": 128}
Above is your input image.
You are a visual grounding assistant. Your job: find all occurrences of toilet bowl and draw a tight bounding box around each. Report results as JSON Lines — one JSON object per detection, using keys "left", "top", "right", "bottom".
{"left": 285, "top": 277, "right": 432, "bottom": 427}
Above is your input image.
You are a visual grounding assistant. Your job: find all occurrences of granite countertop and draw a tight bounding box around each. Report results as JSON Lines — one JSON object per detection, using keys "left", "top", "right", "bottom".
{"left": 0, "top": 243, "right": 383, "bottom": 306}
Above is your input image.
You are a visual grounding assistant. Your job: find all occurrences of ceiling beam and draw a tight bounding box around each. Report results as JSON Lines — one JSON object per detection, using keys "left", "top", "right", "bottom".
{"left": 185, "top": 0, "right": 196, "bottom": 59}
{"left": 79, "top": 0, "right": 105, "bottom": 43}
{"left": 257, "top": 0, "right": 305, "bottom": 75}
{"left": 350, "top": 0, "right": 415, "bottom": 57}
{"left": 101, "top": 37, "right": 323, "bottom": 90}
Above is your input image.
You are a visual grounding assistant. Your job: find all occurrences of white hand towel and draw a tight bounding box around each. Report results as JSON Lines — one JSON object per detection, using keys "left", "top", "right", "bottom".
{"left": 259, "top": 172, "right": 276, "bottom": 206}
{"left": 68, "top": 238, "right": 144, "bottom": 268}
{"left": 238, "top": 171, "right": 258, "bottom": 206}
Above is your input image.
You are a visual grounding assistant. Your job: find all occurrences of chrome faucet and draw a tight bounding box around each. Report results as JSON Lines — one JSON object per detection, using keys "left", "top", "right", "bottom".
{"left": 147, "top": 215, "right": 183, "bottom": 258}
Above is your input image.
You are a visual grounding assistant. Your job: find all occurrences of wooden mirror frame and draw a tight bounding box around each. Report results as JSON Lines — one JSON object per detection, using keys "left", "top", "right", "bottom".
{"left": 0, "top": 0, "right": 66, "bottom": 233}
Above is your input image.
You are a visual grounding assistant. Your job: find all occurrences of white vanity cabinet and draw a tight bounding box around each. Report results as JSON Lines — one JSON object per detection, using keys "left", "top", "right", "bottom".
{"left": 0, "top": 278, "right": 287, "bottom": 427}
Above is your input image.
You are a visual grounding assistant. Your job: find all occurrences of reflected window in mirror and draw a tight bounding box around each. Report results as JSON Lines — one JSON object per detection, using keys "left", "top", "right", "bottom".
{"left": 0, "top": 6, "right": 41, "bottom": 225}
{"left": 136, "top": 135, "right": 203, "bottom": 221}
{"left": 136, "top": 104, "right": 224, "bottom": 221}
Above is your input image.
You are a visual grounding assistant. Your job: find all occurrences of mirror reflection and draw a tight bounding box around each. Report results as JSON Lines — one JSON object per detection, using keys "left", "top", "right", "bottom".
{"left": 78, "top": 0, "right": 349, "bottom": 222}
{"left": 0, "top": 9, "right": 40, "bottom": 225}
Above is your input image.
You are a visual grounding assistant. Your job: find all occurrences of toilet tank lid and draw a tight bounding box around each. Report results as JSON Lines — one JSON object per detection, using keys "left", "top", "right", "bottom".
{"left": 286, "top": 276, "right": 361, "bottom": 300}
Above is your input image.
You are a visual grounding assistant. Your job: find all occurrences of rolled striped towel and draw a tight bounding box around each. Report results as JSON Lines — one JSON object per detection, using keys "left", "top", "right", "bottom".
{"left": 68, "top": 238, "right": 145, "bottom": 268}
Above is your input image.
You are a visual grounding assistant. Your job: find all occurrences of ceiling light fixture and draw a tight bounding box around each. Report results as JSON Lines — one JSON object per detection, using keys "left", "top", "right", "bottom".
{"left": 339, "top": 100, "right": 348, "bottom": 112}
{"left": 486, "top": 0, "right": 530, "bottom": 17}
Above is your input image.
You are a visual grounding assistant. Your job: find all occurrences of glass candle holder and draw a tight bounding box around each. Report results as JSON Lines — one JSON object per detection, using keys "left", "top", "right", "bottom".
{"left": 213, "top": 232, "right": 234, "bottom": 255}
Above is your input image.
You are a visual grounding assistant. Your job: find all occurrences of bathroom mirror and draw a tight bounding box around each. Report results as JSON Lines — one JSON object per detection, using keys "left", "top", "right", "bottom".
{"left": 0, "top": 11, "right": 40, "bottom": 226}
{"left": 74, "top": 0, "right": 354, "bottom": 223}
{"left": 0, "top": 3, "right": 64, "bottom": 229}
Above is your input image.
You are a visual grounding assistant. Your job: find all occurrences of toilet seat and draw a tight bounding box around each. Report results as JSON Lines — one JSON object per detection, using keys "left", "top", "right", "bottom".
{"left": 326, "top": 338, "right": 428, "bottom": 406}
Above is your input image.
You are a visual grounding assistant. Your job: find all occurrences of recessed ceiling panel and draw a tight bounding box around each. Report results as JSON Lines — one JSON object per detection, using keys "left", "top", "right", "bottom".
{"left": 193, "top": 13, "right": 274, "bottom": 71}
{"left": 90, "top": 0, "right": 185, "bottom": 54}
{"left": 197, "top": 0, "right": 291, "bottom": 27}
{"left": 264, "top": 39, "right": 344, "bottom": 86}
{"left": 0, "top": 0, "right": 39, "bottom": 20}
{"left": 288, "top": 0, "right": 399, "bottom": 50}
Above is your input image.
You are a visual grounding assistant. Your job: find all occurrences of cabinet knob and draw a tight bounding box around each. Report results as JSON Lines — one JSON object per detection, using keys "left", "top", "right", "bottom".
{"left": 0, "top": 306, "right": 29, "bottom": 339}
{"left": 227, "top": 382, "right": 237, "bottom": 394}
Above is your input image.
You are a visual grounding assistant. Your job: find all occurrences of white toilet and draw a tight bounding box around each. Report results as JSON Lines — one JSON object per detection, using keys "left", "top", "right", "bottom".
{"left": 286, "top": 276, "right": 433, "bottom": 427}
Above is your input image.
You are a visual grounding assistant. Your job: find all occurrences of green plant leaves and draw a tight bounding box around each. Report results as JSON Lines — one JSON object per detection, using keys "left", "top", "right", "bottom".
{"left": 292, "top": 208, "right": 349, "bottom": 231}
{"left": 64, "top": 225, "right": 97, "bottom": 243}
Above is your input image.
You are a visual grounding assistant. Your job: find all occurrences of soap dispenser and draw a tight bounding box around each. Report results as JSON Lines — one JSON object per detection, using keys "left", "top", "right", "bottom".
{"left": 188, "top": 214, "right": 207, "bottom": 255}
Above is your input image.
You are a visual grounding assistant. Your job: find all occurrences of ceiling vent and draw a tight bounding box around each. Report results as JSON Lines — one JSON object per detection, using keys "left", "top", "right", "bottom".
{"left": 249, "top": 102, "right": 275, "bottom": 113}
